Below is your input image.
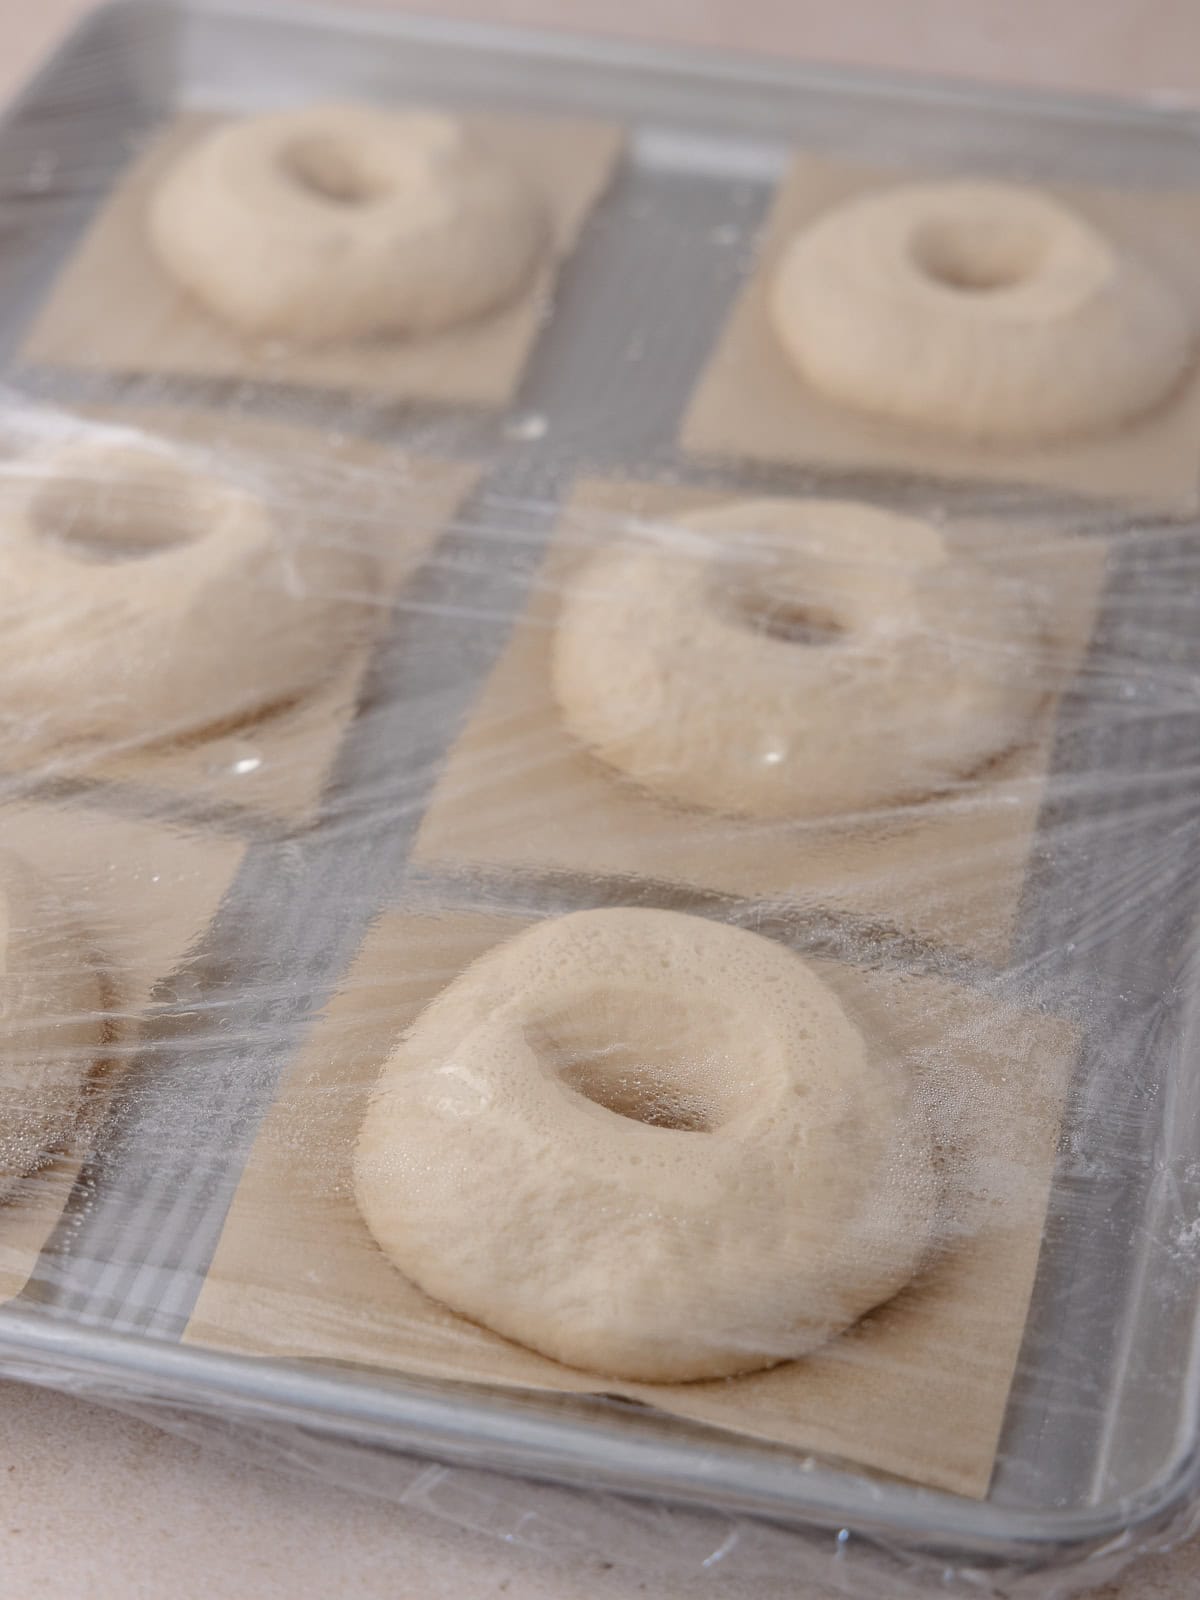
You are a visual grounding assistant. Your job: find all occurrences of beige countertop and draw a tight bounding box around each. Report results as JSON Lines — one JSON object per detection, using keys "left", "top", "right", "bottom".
{"left": 3, "top": 3, "right": 1200, "bottom": 1597}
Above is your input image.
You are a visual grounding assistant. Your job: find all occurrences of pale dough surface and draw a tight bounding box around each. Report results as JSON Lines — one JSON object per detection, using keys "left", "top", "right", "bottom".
{"left": 771, "top": 179, "right": 1193, "bottom": 443}
{"left": 552, "top": 497, "right": 1049, "bottom": 821}
{"left": 682, "top": 153, "right": 1200, "bottom": 508}
{"left": 149, "top": 104, "right": 549, "bottom": 343}
{"left": 0, "top": 410, "right": 479, "bottom": 827}
{"left": 186, "top": 906, "right": 1076, "bottom": 1499}
{"left": 355, "top": 907, "right": 935, "bottom": 1383}
{"left": 0, "top": 433, "right": 377, "bottom": 751}
{"left": 22, "top": 111, "right": 623, "bottom": 406}
{"left": 412, "top": 478, "right": 1108, "bottom": 961}
{"left": 0, "top": 849, "right": 104, "bottom": 1199}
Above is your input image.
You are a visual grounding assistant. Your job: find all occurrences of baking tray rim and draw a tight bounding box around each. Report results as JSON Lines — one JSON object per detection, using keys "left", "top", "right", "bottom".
{"left": 39, "top": 0, "right": 1200, "bottom": 137}
{"left": 0, "top": 1303, "right": 1194, "bottom": 1573}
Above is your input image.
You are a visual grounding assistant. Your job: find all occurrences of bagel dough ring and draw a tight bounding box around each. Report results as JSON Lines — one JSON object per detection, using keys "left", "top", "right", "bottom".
{"left": 354, "top": 908, "right": 936, "bottom": 1383}
{"left": 0, "top": 850, "right": 106, "bottom": 1200}
{"left": 770, "top": 180, "right": 1194, "bottom": 444}
{"left": 551, "top": 497, "right": 1049, "bottom": 822}
{"left": 148, "top": 104, "right": 550, "bottom": 345}
{"left": 0, "top": 439, "right": 377, "bottom": 747}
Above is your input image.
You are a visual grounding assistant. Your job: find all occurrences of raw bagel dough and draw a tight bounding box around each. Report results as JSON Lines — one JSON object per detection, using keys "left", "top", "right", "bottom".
{"left": 552, "top": 497, "right": 1048, "bottom": 822}
{"left": 770, "top": 180, "right": 1193, "bottom": 443}
{"left": 0, "top": 438, "right": 377, "bottom": 747}
{"left": 148, "top": 104, "right": 550, "bottom": 344}
{"left": 354, "top": 908, "right": 936, "bottom": 1383}
{"left": 0, "top": 851, "right": 105, "bottom": 1199}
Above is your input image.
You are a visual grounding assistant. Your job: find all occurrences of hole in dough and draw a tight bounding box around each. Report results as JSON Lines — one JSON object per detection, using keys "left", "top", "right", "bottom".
{"left": 716, "top": 550, "right": 849, "bottom": 645}
{"left": 30, "top": 464, "right": 210, "bottom": 564}
{"left": 724, "top": 581, "right": 847, "bottom": 645}
{"left": 910, "top": 213, "right": 1047, "bottom": 293}
{"left": 280, "top": 136, "right": 391, "bottom": 206}
{"left": 526, "top": 994, "right": 741, "bottom": 1133}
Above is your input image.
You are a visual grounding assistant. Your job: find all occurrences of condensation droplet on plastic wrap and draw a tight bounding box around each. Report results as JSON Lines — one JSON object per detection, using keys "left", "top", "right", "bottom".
{"left": 503, "top": 412, "right": 548, "bottom": 443}
{"left": 217, "top": 744, "right": 264, "bottom": 776}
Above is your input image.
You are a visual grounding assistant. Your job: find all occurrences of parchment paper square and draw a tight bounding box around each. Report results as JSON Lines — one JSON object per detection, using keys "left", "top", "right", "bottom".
{"left": 411, "top": 478, "right": 1108, "bottom": 961}
{"left": 0, "top": 407, "right": 478, "bottom": 827}
{"left": 682, "top": 153, "right": 1200, "bottom": 509}
{"left": 183, "top": 907, "right": 1076, "bottom": 1499}
{"left": 21, "top": 111, "right": 623, "bottom": 407}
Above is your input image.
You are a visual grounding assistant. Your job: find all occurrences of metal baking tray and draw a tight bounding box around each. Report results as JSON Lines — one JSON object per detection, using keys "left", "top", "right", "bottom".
{"left": 2, "top": 0, "right": 1200, "bottom": 1589}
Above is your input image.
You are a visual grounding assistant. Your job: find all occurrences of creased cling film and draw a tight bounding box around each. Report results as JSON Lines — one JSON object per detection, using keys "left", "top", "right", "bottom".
{"left": 2, "top": 31, "right": 1200, "bottom": 1600}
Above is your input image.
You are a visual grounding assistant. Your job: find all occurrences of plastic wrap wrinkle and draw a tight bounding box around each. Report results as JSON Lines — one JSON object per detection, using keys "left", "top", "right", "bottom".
{"left": 0, "top": 6, "right": 1198, "bottom": 1597}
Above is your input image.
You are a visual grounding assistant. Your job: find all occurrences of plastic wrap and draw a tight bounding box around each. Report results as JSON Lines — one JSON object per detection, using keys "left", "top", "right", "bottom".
{"left": 2, "top": 2, "right": 1200, "bottom": 1595}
